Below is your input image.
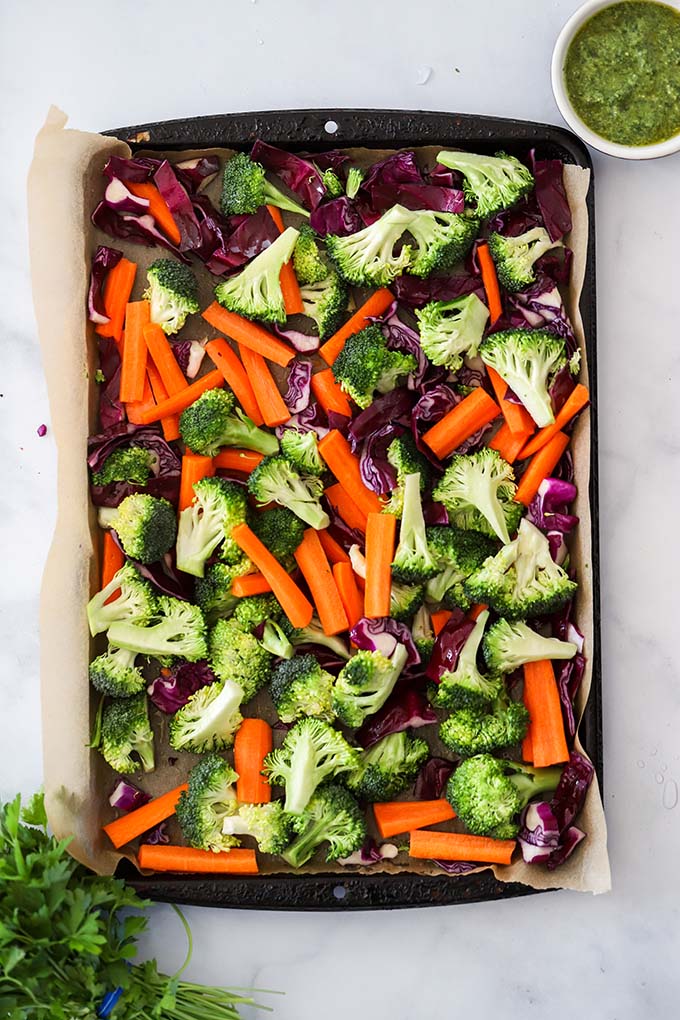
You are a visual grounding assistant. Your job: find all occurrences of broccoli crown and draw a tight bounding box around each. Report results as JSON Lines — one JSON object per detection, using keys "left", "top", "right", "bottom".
{"left": 91, "top": 446, "right": 155, "bottom": 487}
{"left": 300, "top": 271, "right": 348, "bottom": 341}
{"left": 280, "top": 616, "right": 351, "bottom": 659}
{"left": 439, "top": 699, "right": 529, "bottom": 758}
{"left": 415, "top": 293, "right": 489, "bottom": 371}
{"left": 345, "top": 167, "right": 365, "bottom": 200}
{"left": 390, "top": 579, "right": 425, "bottom": 621}
{"left": 432, "top": 610, "right": 503, "bottom": 711}
{"left": 411, "top": 605, "right": 435, "bottom": 662}
{"left": 144, "top": 259, "right": 200, "bottom": 335}
{"left": 89, "top": 645, "right": 145, "bottom": 698}
{"left": 220, "top": 151, "right": 309, "bottom": 218}
{"left": 100, "top": 694, "right": 154, "bottom": 774}
{"left": 446, "top": 753, "right": 562, "bottom": 839}
{"left": 176, "top": 477, "right": 248, "bottom": 578}
{"left": 249, "top": 505, "right": 306, "bottom": 563}
{"left": 436, "top": 150, "right": 534, "bottom": 220}
{"left": 175, "top": 753, "right": 239, "bottom": 852}
{"left": 425, "top": 526, "right": 498, "bottom": 605}
{"left": 194, "top": 558, "right": 251, "bottom": 620}
{"left": 347, "top": 731, "right": 429, "bottom": 802}
{"left": 269, "top": 653, "right": 335, "bottom": 723}
{"left": 168, "top": 678, "right": 244, "bottom": 753}
{"left": 487, "top": 227, "right": 560, "bottom": 292}
{"left": 87, "top": 562, "right": 157, "bottom": 637}
{"left": 259, "top": 619, "right": 296, "bottom": 659}
{"left": 281, "top": 783, "right": 366, "bottom": 867}
{"left": 209, "top": 618, "right": 273, "bottom": 702}
{"left": 384, "top": 433, "right": 432, "bottom": 516}
{"left": 107, "top": 595, "right": 208, "bottom": 662}
{"left": 432, "top": 448, "right": 520, "bottom": 545}
{"left": 464, "top": 519, "right": 577, "bottom": 619}
{"left": 112, "top": 493, "right": 177, "bottom": 564}
{"left": 263, "top": 716, "right": 359, "bottom": 815}
{"left": 214, "top": 227, "right": 300, "bottom": 324}
{"left": 293, "top": 224, "right": 328, "bottom": 285}
{"left": 222, "top": 801, "right": 294, "bottom": 855}
{"left": 391, "top": 473, "right": 439, "bottom": 585}
{"left": 280, "top": 427, "right": 325, "bottom": 477}
{"left": 332, "top": 644, "right": 409, "bottom": 728}
{"left": 325, "top": 204, "right": 413, "bottom": 286}
{"left": 321, "top": 168, "right": 344, "bottom": 198}
{"left": 483, "top": 617, "right": 578, "bottom": 674}
{"left": 406, "top": 210, "right": 480, "bottom": 277}
{"left": 332, "top": 324, "right": 416, "bottom": 410}
{"left": 248, "top": 455, "right": 330, "bottom": 531}
{"left": 233, "top": 593, "right": 283, "bottom": 632}
{"left": 479, "top": 329, "right": 567, "bottom": 429}
{"left": 179, "top": 386, "right": 278, "bottom": 458}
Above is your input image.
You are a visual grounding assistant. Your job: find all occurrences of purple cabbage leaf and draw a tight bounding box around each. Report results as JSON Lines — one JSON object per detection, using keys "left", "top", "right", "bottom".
{"left": 148, "top": 661, "right": 217, "bottom": 713}
{"left": 88, "top": 246, "right": 122, "bottom": 325}
{"left": 88, "top": 423, "right": 181, "bottom": 508}
{"left": 357, "top": 683, "right": 437, "bottom": 748}
{"left": 251, "top": 139, "right": 326, "bottom": 210}
{"left": 350, "top": 617, "right": 420, "bottom": 665}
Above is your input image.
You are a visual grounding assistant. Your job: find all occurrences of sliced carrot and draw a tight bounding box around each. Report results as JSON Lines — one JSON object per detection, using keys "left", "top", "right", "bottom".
{"left": 467, "top": 603, "right": 489, "bottom": 621}
{"left": 146, "top": 360, "right": 180, "bottom": 441}
{"left": 332, "top": 561, "right": 364, "bottom": 629}
{"left": 477, "top": 241, "right": 503, "bottom": 325}
{"left": 101, "top": 531, "right": 124, "bottom": 589}
{"left": 319, "top": 288, "right": 394, "bottom": 364}
{"left": 364, "top": 512, "right": 396, "bottom": 619}
{"left": 409, "top": 829, "right": 515, "bottom": 865}
{"left": 179, "top": 453, "right": 215, "bottom": 512}
{"left": 431, "top": 609, "right": 452, "bottom": 636}
{"left": 518, "top": 384, "right": 590, "bottom": 459}
{"left": 137, "top": 370, "right": 224, "bottom": 424}
{"left": 318, "top": 430, "right": 384, "bottom": 518}
{"left": 126, "top": 373, "right": 156, "bottom": 425}
{"left": 324, "top": 483, "right": 369, "bottom": 534}
{"left": 373, "top": 799, "right": 455, "bottom": 839}
{"left": 231, "top": 523, "right": 313, "bottom": 628}
{"left": 522, "top": 660, "right": 569, "bottom": 767}
{"left": 137, "top": 844, "right": 259, "bottom": 875}
{"left": 95, "top": 258, "right": 137, "bottom": 342}
{"left": 142, "top": 323, "right": 187, "bottom": 396}
{"left": 311, "top": 368, "right": 353, "bottom": 418}
{"left": 103, "top": 784, "right": 188, "bottom": 849}
{"left": 214, "top": 448, "right": 265, "bottom": 473}
{"left": 294, "top": 529, "right": 349, "bottom": 636}
{"left": 202, "top": 302, "right": 295, "bottom": 367}
{"left": 204, "top": 337, "right": 264, "bottom": 426}
{"left": 522, "top": 725, "right": 534, "bottom": 764}
{"left": 234, "top": 718, "right": 273, "bottom": 804}
{"left": 422, "top": 387, "right": 500, "bottom": 460}
{"left": 514, "top": 431, "right": 570, "bottom": 506}
{"left": 119, "top": 301, "right": 150, "bottom": 403}
{"left": 126, "top": 181, "right": 181, "bottom": 245}
{"left": 487, "top": 365, "right": 536, "bottom": 436}
{"left": 267, "top": 205, "right": 304, "bottom": 315}
{"left": 238, "top": 344, "right": 290, "bottom": 428}
{"left": 318, "top": 529, "right": 351, "bottom": 564}
{"left": 232, "top": 572, "right": 272, "bottom": 597}
{"left": 488, "top": 421, "right": 534, "bottom": 464}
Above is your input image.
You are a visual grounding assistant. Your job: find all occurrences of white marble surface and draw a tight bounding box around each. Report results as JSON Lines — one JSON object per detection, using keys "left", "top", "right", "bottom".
{"left": 2, "top": 0, "right": 680, "bottom": 1015}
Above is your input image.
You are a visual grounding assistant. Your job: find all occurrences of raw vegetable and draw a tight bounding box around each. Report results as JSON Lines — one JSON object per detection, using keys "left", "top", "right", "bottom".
{"left": 104, "top": 783, "right": 188, "bottom": 849}
{"left": 179, "top": 387, "right": 278, "bottom": 458}
{"left": 214, "top": 227, "right": 300, "bottom": 324}
{"left": 263, "top": 716, "right": 358, "bottom": 814}
{"left": 435, "top": 150, "right": 534, "bottom": 219}
{"left": 409, "top": 829, "right": 516, "bottom": 865}
{"left": 280, "top": 784, "right": 366, "bottom": 867}
{"left": 144, "top": 258, "right": 199, "bottom": 335}
{"left": 220, "top": 151, "right": 310, "bottom": 217}
{"left": 415, "top": 293, "right": 489, "bottom": 371}
{"left": 373, "top": 798, "right": 455, "bottom": 838}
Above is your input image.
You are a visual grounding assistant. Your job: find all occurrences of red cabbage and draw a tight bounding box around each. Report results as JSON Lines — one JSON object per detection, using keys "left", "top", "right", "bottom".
{"left": 110, "top": 533, "right": 192, "bottom": 600}
{"left": 348, "top": 388, "right": 413, "bottom": 445}
{"left": 364, "top": 151, "right": 423, "bottom": 187}
{"left": 414, "top": 757, "right": 456, "bottom": 799}
{"left": 310, "top": 196, "right": 364, "bottom": 236}
{"left": 426, "top": 609, "right": 475, "bottom": 682}
{"left": 88, "top": 246, "right": 122, "bottom": 324}
{"left": 109, "top": 779, "right": 151, "bottom": 812}
{"left": 423, "top": 500, "right": 449, "bottom": 525}
{"left": 251, "top": 139, "right": 326, "bottom": 210}
{"left": 357, "top": 683, "right": 437, "bottom": 748}
{"left": 547, "top": 825, "right": 586, "bottom": 870}
{"left": 527, "top": 477, "right": 579, "bottom": 535}
{"left": 92, "top": 202, "right": 188, "bottom": 261}
{"left": 361, "top": 152, "right": 465, "bottom": 212}
{"left": 350, "top": 616, "right": 420, "bottom": 665}
{"left": 326, "top": 410, "right": 351, "bottom": 433}
{"left": 276, "top": 402, "right": 328, "bottom": 439}
{"left": 323, "top": 499, "right": 365, "bottom": 551}
{"left": 393, "top": 273, "right": 485, "bottom": 308}
{"left": 337, "top": 838, "right": 399, "bottom": 865}
{"left": 142, "top": 821, "right": 171, "bottom": 845}
{"left": 550, "top": 365, "right": 577, "bottom": 413}
{"left": 284, "top": 359, "right": 312, "bottom": 415}
{"left": 431, "top": 859, "right": 480, "bottom": 874}
{"left": 37, "top": 424, "right": 47, "bottom": 437}
{"left": 273, "top": 323, "right": 320, "bottom": 353}
{"left": 194, "top": 199, "right": 279, "bottom": 275}
{"left": 428, "top": 164, "right": 457, "bottom": 187}
{"left": 102, "top": 155, "right": 161, "bottom": 182}
{"left": 172, "top": 340, "right": 206, "bottom": 380}
{"left": 518, "top": 751, "right": 593, "bottom": 869}
{"left": 311, "top": 150, "right": 350, "bottom": 174}
{"left": 147, "top": 660, "right": 217, "bottom": 713}
{"left": 88, "top": 423, "right": 181, "bottom": 508}
{"left": 552, "top": 751, "right": 593, "bottom": 831}
{"left": 530, "top": 154, "right": 572, "bottom": 242}
{"left": 359, "top": 423, "right": 403, "bottom": 494}
{"left": 536, "top": 246, "right": 572, "bottom": 285}
{"left": 103, "top": 178, "right": 150, "bottom": 216}
{"left": 488, "top": 198, "right": 543, "bottom": 238}
{"left": 153, "top": 160, "right": 202, "bottom": 251}
{"left": 517, "top": 801, "right": 561, "bottom": 864}
{"left": 383, "top": 312, "right": 428, "bottom": 388}
{"left": 97, "top": 338, "right": 125, "bottom": 430}
{"left": 174, "top": 155, "right": 220, "bottom": 194}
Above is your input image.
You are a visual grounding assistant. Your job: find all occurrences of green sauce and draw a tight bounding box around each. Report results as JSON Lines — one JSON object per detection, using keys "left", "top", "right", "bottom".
{"left": 564, "top": 1, "right": 680, "bottom": 146}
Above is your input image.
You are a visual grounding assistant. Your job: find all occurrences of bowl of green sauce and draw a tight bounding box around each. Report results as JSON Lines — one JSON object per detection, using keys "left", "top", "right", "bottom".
{"left": 552, "top": 0, "right": 680, "bottom": 158}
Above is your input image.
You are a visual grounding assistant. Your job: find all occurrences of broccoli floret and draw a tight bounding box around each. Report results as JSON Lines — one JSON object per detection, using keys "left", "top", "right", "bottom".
{"left": 332, "top": 324, "right": 416, "bottom": 410}
{"left": 384, "top": 434, "right": 432, "bottom": 516}
{"left": 263, "top": 717, "right": 359, "bottom": 814}
{"left": 89, "top": 645, "right": 145, "bottom": 698}
{"left": 111, "top": 493, "right": 177, "bottom": 564}
{"left": 179, "top": 387, "right": 279, "bottom": 458}
{"left": 220, "top": 151, "right": 310, "bottom": 218}
{"left": 347, "top": 731, "right": 429, "bottom": 802}
{"left": 436, "top": 150, "right": 534, "bottom": 220}
{"left": 293, "top": 224, "right": 328, "bottom": 285}
{"left": 175, "top": 754, "right": 239, "bottom": 852}
{"left": 425, "top": 526, "right": 498, "bottom": 606}
{"left": 248, "top": 455, "right": 330, "bottom": 530}
{"left": 348, "top": 543, "right": 424, "bottom": 622}
{"left": 280, "top": 428, "right": 325, "bottom": 477}
{"left": 169, "top": 678, "right": 244, "bottom": 753}
{"left": 439, "top": 698, "right": 529, "bottom": 757}
{"left": 143, "top": 259, "right": 200, "bottom": 335}
{"left": 432, "top": 610, "right": 503, "bottom": 711}
{"left": 233, "top": 593, "right": 282, "bottom": 632}
{"left": 209, "top": 618, "right": 273, "bottom": 702}
{"left": 194, "top": 558, "right": 251, "bottom": 621}
{"left": 326, "top": 204, "right": 413, "bottom": 286}
{"left": 321, "top": 168, "right": 344, "bottom": 197}
{"left": 249, "top": 506, "right": 306, "bottom": 563}
{"left": 269, "top": 653, "right": 335, "bottom": 723}
{"left": 300, "top": 272, "right": 348, "bottom": 340}
{"left": 281, "top": 783, "right": 366, "bottom": 867}
{"left": 87, "top": 562, "right": 157, "bottom": 637}
{"left": 406, "top": 210, "right": 480, "bottom": 277}
{"left": 483, "top": 617, "right": 578, "bottom": 674}
{"left": 176, "top": 477, "right": 247, "bottom": 578}
{"left": 260, "top": 619, "right": 295, "bottom": 659}
{"left": 214, "top": 227, "right": 300, "bottom": 323}
{"left": 222, "top": 801, "right": 293, "bottom": 855}
{"left": 333, "top": 644, "right": 409, "bottom": 728}
{"left": 91, "top": 446, "right": 155, "bottom": 487}
{"left": 480, "top": 329, "right": 567, "bottom": 428}
{"left": 464, "top": 519, "right": 577, "bottom": 619}
{"left": 415, "top": 294, "right": 489, "bottom": 371}
{"left": 411, "top": 605, "right": 435, "bottom": 662}
{"left": 446, "top": 753, "right": 562, "bottom": 839}
{"left": 487, "top": 227, "right": 562, "bottom": 292}
{"left": 107, "top": 595, "right": 208, "bottom": 662}
{"left": 391, "top": 473, "right": 439, "bottom": 584}
{"left": 432, "top": 449, "right": 521, "bottom": 545}
{"left": 345, "top": 167, "right": 365, "bottom": 199}
{"left": 280, "top": 616, "right": 351, "bottom": 660}
{"left": 100, "top": 694, "right": 154, "bottom": 774}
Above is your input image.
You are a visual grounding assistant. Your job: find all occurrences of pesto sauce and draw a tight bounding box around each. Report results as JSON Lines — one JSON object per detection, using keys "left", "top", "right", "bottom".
{"left": 564, "top": 1, "right": 680, "bottom": 146}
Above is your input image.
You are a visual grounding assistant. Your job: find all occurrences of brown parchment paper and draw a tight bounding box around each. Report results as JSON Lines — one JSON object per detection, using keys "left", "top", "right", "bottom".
{"left": 29, "top": 107, "right": 610, "bottom": 894}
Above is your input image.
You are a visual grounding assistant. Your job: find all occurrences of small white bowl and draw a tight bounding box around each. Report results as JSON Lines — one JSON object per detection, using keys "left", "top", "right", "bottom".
{"left": 551, "top": 0, "right": 680, "bottom": 159}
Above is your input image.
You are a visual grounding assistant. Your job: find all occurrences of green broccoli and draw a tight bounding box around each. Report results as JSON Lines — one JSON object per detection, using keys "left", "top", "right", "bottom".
{"left": 431, "top": 610, "right": 503, "bottom": 711}
{"left": 483, "top": 618, "right": 578, "bottom": 674}
{"left": 249, "top": 506, "right": 306, "bottom": 564}
{"left": 280, "top": 428, "right": 325, "bottom": 477}
{"left": 169, "top": 678, "right": 244, "bottom": 753}
{"left": 194, "top": 558, "right": 251, "bottom": 621}
{"left": 91, "top": 446, "right": 155, "bottom": 487}
{"left": 259, "top": 619, "right": 295, "bottom": 659}
{"left": 332, "top": 644, "right": 409, "bottom": 728}
{"left": 321, "top": 168, "right": 344, "bottom": 197}
{"left": 221, "top": 801, "right": 293, "bottom": 855}
{"left": 415, "top": 293, "right": 490, "bottom": 371}
{"left": 300, "top": 272, "right": 348, "bottom": 340}
{"left": 99, "top": 694, "right": 154, "bottom": 774}
{"left": 280, "top": 616, "right": 351, "bottom": 660}
{"left": 111, "top": 493, "right": 177, "bottom": 564}
{"left": 439, "top": 698, "right": 529, "bottom": 757}
{"left": 479, "top": 329, "right": 567, "bottom": 428}
{"left": 107, "top": 595, "right": 208, "bottom": 662}
{"left": 391, "top": 473, "right": 439, "bottom": 584}
{"left": 432, "top": 448, "right": 521, "bottom": 545}
{"left": 425, "top": 526, "right": 498, "bottom": 607}
{"left": 87, "top": 562, "right": 156, "bottom": 637}
{"left": 248, "top": 455, "right": 330, "bottom": 530}
{"left": 345, "top": 167, "right": 365, "bottom": 199}
{"left": 411, "top": 605, "right": 435, "bottom": 662}
{"left": 436, "top": 150, "right": 534, "bottom": 220}
{"left": 446, "top": 753, "right": 562, "bottom": 839}
{"left": 175, "top": 754, "right": 239, "bottom": 852}
{"left": 346, "top": 732, "right": 429, "bottom": 802}
{"left": 220, "top": 151, "right": 309, "bottom": 218}
{"left": 143, "top": 259, "right": 200, "bottom": 335}
{"left": 214, "top": 227, "right": 300, "bottom": 323}
{"left": 384, "top": 433, "right": 432, "bottom": 516}
{"left": 269, "top": 653, "right": 335, "bottom": 723}
{"left": 281, "top": 783, "right": 366, "bottom": 867}
{"left": 89, "top": 645, "right": 146, "bottom": 698}
{"left": 348, "top": 543, "right": 425, "bottom": 622}
{"left": 263, "top": 717, "right": 359, "bottom": 814}
{"left": 209, "top": 618, "right": 273, "bottom": 702}
{"left": 325, "top": 204, "right": 413, "bottom": 286}
{"left": 176, "top": 477, "right": 247, "bottom": 577}
{"left": 233, "top": 593, "right": 283, "bottom": 632}
{"left": 464, "top": 519, "right": 577, "bottom": 619}
{"left": 332, "top": 324, "right": 416, "bottom": 410}
{"left": 487, "top": 227, "right": 562, "bottom": 292}
{"left": 293, "top": 224, "right": 328, "bottom": 284}
{"left": 406, "top": 209, "right": 480, "bottom": 277}
{"left": 179, "top": 386, "right": 279, "bottom": 458}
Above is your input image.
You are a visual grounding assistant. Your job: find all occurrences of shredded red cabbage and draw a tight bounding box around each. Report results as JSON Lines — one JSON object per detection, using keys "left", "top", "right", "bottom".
{"left": 88, "top": 246, "right": 122, "bottom": 325}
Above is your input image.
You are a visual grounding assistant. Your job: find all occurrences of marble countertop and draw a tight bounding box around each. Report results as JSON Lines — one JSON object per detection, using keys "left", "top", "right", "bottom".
{"left": 1, "top": 0, "right": 679, "bottom": 1015}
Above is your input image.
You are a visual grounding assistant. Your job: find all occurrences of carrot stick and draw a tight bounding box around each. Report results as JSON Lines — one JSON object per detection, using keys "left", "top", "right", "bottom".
{"left": 202, "top": 302, "right": 295, "bottom": 367}
{"left": 232, "top": 572, "right": 272, "bottom": 597}
{"left": 488, "top": 420, "right": 534, "bottom": 464}
{"left": 422, "top": 387, "right": 500, "bottom": 460}
{"left": 103, "top": 784, "right": 188, "bottom": 849}
{"left": 119, "top": 301, "right": 150, "bottom": 403}
{"left": 137, "top": 370, "right": 224, "bottom": 424}
{"left": 266, "top": 205, "right": 285, "bottom": 232}
{"left": 431, "top": 609, "right": 452, "bottom": 636}
{"left": 214, "top": 448, "right": 265, "bottom": 473}
{"left": 179, "top": 453, "right": 215, "bottom": 512}
{"left": 137, "top": 844, "right": 259, "bottom": 875}
{"left": 126, "top": 181, "right": 181, "bottom": 245}
{"left": 487, "top": 365, "right": 536, "bottom": 436}
{"left": 231, "top": 523, "right": 313, "bottom": 628}
{"left": 518, "top": 384, "right": 590, "bottom": 459}
{"left": 318, "top": 529, "right": 351, "bottom": 564}
{"left": 294, "top": 529, "right": 349, "bottom": 636}
{"left": 234, "top": 718, "right": 273, "bottom": 804}
{"left": 514, "top": 431, "right": 570, "bottom": 506}
{"left": 204, "top": 337, "right": 264, "bottom": 426}
{"left": 142, "top": 323, "right": 187, "bottom": 395}
{"left": 332, "top": 561, "right": 364, "bottom": 630}
{"left": 318, "top": 430, "right": 384, "bottom": 517}
{"left": 477, "top": 241, "right": 503, "bottom": 325}
{"left": 364, "top": 512, "right": 396, "bottom": 619}
{"left": 95, "top": 258, "right": 137, "bottom": 342}
{"left": 467, "top": 603, "right": 489, "bottom": 621}
{"left": 319, "top": 288, "right": 394, "bottom": 364}
{"left": 522, "top": 725, "right": 534, "bottom": 764}
{"left": 522, "top": 660, "right": 569, "bottom": 767}
{"left": 267, "top": 205, "right": 304, "bottom": 316}
{"left": 373, "top": 799, "right": 455, "bottom": 839}
{"left": 101, "top": 531, "right": 124, "bottom": 589}
{"left": 146, "top": 360, "right": 180, "bottom": 441}
{"left": 238, "top": 344, "right": 290, "bottom": 427}
{"left": 311, "top": 368, "right": 353, "bottom": 418}
{"left": 409, "top": 829, "right": 515, "bottom": 865}
{"left": 126, "top": 373, "right": 156, "bottom": 425}
{"left": 324, "top": 483, "right": 369, "bottom": 534}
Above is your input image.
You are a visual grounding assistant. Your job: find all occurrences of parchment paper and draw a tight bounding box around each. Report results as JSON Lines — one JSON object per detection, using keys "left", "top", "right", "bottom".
{"left": 29, "top": 107, "right": 610, "bottom": 893}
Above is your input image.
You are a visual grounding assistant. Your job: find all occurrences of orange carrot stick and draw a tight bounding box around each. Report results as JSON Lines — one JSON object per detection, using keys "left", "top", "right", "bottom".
{"left": 204, "top": 337, "right": 264, "bottom": 426}
{"left": 137, "top": 844, "right": 259, "bottom": 874}
{"left": 422, "top": 387, "right": 500, "bottom": 460}
{"left": 373, "top": 799, "right": 456, "bottom": 839}
{"left": 518, "top": 384, "right": 590, "bottom": 459}
{"left": 318, "top": 530, "right": 350, "bottom": 564}
{"left": 146, "top": 360, "right": 180, "bottom": 441}
{"left": 409, "top": 829, "right": 515, "bottom": 865}
{"left": 431, "top": 609, "right": 452, "bottom": 636}
{"left": 142, "top": 323, "right": 187, "bottom": 395}
{"left": 126, "top": 181, "right": 181, "bottom": 245}
{"left": 364, "top": 512, "right": 396, "bottom": 619}
{"left": 311, "top": 368, "right": 353, "bottom": 418}
{"left": 214, "top": 448, "right": 265, "bottom": 473}
{"left": 126, "top": 373, "right": 156, "bottom": 425}
{"left": 488, "top": 420, "right": 534, "bottom": 464}
{"left": 267, "top": 205, "right": 304, "bottom": 316}
{"left": 486, "top": 365, "right": 536, "bottom": 436}
{"left": 238, "top": 344, "right": 290, "bottom": 428}
{"left": 477, "top": 241, "right": 503, "bottom": 325}
{"left": 294, "top": 529, "right": 349, "bottom": 636}
{"left": 319, "top": 288, "right": 394, "bottom": 364}
{"left": 318, "top": 430, "right": 384, "bottom": 517}
{"left": 103, "top": 784, "right": 188, "bottom": 849}
{"left": 467, "top": 603, "right": 489, "bottom": 621}
{"left": 522, "top": 660, "right": 569, "bottom": 767}
{"left": 137, "top": 370, "right": 224, "bottom": 424}
{"left": 202, "top": 302, "right": 295, "bottom": 367}
{"left": 119, "top": 301, "right": 150, "bottom": 403}
{"left": 332, "top": 561, "right": 364, "bottom": 630}
{"left": 231, "top": 523, "right": 313, "bottom": 628}
{"left": 234, "top": 718, "right": 273, "bottom": 804}
{"left": 232, "top": 572, "right": 272, "bottom": 597}
{"left": 179, "top": 453, "right": 215, "bottom": 512}
{"left": 522, "top": 724, "right": 534, "bottom": 764}
{"left": 101, "top": 531, "right": 124, "bottom": 589}
{"left": 95, "top": 258, "right": 137, "bottom": 342}
{"left": 324, "top": 483, "right": 369, "bottom": 534}
{"left": 514, "top": 431, "right": 570, "bottom": 506}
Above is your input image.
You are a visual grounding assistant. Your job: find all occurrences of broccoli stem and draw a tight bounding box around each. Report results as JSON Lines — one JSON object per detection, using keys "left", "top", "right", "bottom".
{"left": 280, "top": 816, "right": 328, "bottom": 868}
{"left": 264, "top": 180, "right": 311, "bottom": 218}
{"left": 509, "top": 764, "right": 563, "bottom": 804}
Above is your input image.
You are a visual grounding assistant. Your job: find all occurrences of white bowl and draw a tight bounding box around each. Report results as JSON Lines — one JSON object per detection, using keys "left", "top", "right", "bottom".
{"left": 551, "top": 0, "right": 680, "bottom": 159}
